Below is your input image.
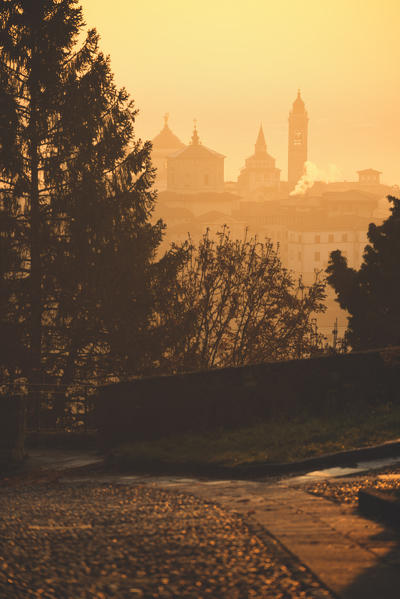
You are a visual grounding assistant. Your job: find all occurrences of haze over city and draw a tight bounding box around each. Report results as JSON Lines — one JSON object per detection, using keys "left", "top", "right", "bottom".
{"left": 82, "top": 0, "right": 399, "bottom": 184}
{"left": 2, "top": 2, "right": 400, "bottom": 597}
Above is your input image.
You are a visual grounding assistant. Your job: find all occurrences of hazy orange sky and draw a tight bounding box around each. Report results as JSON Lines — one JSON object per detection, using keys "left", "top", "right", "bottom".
{"left": 81, "top": 0, "right": 399, "bottom": 185}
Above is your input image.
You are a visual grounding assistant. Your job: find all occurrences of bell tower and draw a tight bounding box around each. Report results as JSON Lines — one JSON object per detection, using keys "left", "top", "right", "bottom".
{"left": 288, "top": 90, "right": 308, "bottom": 187}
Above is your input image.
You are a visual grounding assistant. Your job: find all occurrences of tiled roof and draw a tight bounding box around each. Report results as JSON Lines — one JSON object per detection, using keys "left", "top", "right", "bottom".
{"left": 169, "top": 143, "right": 225, "bottom": 160}
{"left": 357, "top": 168, "right": 382, "bottom": 174}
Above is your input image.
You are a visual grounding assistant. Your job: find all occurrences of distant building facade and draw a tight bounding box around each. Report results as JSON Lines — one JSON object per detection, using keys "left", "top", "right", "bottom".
{"left": 232, "top": 188, "right": 385, "bottom": 342}
{"left": 286, "top": 214, "right": 373, "bottom": 342}
{"left": 237, "top": 125, "right": 281, "bottom": 200}
{"left": 286, "top": 216, "right": 371, "bottom": 282}
{"left": 151, "top": 114, "right": 185, "bottom": 191}
{"left": 155, "top": 124, "right": 236, "bottom": 242}
{"left": 167, "top": 124, "right": 225, "bottom": 194}
{"left": 157, "top": 190, "right": 240, "bottom": 218}
{"left": 288, "top": 90, "right": 308, "bottom": 188}
{"left": 357, "top": 168, "right": 382, "bottom": 185}
{"left": 305, "top": 169, "right": 391, "bottom": 200}
{"left": 149, "top": 101, "right": 398, "bottom": 346}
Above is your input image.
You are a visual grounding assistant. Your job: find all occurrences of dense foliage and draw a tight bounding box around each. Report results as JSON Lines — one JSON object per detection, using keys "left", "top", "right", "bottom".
{"left": 326, "top": 195, "right": 400, "bottom": 349}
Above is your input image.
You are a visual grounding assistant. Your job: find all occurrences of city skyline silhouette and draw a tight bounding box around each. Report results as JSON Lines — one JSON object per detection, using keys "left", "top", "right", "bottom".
{"left": 81, "top": 0, "right": 399, "bottom": 185}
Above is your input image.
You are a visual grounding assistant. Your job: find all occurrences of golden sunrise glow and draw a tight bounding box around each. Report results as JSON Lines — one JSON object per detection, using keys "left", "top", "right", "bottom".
{"left": 81, "top": 0, "right": 399, "bottom": 184}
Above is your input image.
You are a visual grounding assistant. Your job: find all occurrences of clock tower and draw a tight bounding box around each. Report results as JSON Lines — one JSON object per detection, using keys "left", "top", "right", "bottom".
{"left": 288, "top": 90, "right": 308, "bottom": 188}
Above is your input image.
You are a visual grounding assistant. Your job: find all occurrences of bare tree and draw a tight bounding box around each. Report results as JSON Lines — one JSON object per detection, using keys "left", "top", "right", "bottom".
{"left": 157, "top": 228, "right": 326, "bottom": 373}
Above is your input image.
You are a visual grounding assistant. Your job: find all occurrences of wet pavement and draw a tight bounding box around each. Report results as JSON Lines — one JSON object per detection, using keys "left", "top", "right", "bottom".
{"left": 23, "top": 448, "right": 103, "bottom": 471}
{"left": 2, "top": 450, "right": 400, "bottom": 598}
{"left": 290, "top": 455, "right": 400, "bottom": 483}
{"left": 82, "top": 473, "right": 399, "bottom": 599}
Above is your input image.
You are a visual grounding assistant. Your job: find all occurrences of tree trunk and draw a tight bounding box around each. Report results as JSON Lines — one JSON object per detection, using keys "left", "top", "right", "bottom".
{"left": 28, "top": 71, "right": 42, "bottom": 428}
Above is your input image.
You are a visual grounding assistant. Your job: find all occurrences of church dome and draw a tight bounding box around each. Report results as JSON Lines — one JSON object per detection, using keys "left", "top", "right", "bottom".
{"left": 166, "top": 122, "right": 225, "bottom": 193}
{"left": 152, "top": 114, "right": 185, "bottom": 150}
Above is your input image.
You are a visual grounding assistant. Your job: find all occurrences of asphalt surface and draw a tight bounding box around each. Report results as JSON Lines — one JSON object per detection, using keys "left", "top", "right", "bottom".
{"left": 0, "top": 481, "right": 333, "bottom": 599}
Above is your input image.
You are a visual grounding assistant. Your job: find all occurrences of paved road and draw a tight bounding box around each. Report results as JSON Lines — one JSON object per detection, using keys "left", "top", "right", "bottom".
{"left": 0, "top": 480, "right": 333, "bottom": 599}
{"left": 2, "top": 450, "right": 400, "bottom": 598}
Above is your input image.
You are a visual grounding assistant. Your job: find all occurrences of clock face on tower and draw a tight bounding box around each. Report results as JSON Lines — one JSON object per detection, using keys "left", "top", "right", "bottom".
{"left": 293, "top": 130, "right": 303, "bottom": 146}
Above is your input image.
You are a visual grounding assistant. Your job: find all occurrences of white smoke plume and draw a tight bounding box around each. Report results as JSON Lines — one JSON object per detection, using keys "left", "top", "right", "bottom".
{"left": 290, "top": 161, "right": 342, "bottom": 196}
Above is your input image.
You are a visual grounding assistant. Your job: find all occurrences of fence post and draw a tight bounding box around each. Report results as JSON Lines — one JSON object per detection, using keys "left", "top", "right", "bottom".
{"left": 0, "top": 388, "right": 26, "bottom": 467}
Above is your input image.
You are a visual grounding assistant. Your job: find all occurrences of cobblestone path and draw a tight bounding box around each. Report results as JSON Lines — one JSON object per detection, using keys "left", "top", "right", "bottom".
{"left": 0, "top": 481, "right": 333, "bottom": 599}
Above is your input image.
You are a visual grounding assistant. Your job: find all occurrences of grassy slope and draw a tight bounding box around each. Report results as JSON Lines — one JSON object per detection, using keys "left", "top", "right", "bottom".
{"left": 113, "top": 400, "right": 400, "bottom": 468}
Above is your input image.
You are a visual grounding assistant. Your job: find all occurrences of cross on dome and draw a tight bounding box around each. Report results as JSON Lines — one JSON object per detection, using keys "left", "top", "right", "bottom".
{"left": 191, "top": 118, "right": 200, "bottom": 145}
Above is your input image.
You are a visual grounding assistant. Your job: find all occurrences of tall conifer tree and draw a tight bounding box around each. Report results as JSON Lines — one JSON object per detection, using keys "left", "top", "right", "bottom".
{"left": 0, "top": 0, "right": 165, "bottom": 389}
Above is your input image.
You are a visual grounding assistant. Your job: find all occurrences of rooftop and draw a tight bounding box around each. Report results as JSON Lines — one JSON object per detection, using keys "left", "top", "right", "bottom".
{"left": 152, "top": 114, "right": 185, "bottom": 150}
{"left": 168, "top": 124, "right": 225, "bottom": 160}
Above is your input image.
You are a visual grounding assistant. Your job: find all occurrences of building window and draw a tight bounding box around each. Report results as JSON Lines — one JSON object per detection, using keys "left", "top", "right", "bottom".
{"left": 328, "top": 234, "right": 334, "bottom": 243}
{"left": 342, "top": 233, "right": 348, "bottom": 242}
{"left": 314, "top": 252, "right": 321, "bottom": 261}
{"left": 315, "top": 235, "right": 320, "bottom": 243}
{"left": 298, "top": 252, "right": 302, "bottom": 261}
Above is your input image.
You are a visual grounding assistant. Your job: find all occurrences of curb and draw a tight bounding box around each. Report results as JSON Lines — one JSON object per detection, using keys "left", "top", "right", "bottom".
{"left": 240, "top": 438, "right": 400, "bottom": 476}
{"left": 108, "top": 438, "right": 400, "bottom": 480}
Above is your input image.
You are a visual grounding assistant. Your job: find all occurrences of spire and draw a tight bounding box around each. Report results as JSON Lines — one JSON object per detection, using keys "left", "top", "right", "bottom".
{"left": 255, "top": 123, "right": 267, "bottom": 153}
{"left": 163, "top": 112, "right": 169, "bottom": 129}
{"left": 191, "top": 118, "right": 200, "bottom": 145}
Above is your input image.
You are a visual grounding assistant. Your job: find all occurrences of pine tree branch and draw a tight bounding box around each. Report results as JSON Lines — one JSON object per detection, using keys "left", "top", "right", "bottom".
{"left": 0, "top": 60, "right": 28, "bottom": 85}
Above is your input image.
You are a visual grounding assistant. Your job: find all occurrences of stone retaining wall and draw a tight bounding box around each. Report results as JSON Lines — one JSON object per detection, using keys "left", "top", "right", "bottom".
{"left": 96, "top": 347, "right": 400, "bottom": 448}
